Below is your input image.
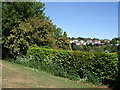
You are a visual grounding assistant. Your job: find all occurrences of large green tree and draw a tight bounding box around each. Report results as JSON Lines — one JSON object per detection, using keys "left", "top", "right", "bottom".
{"left": 2, "top": 2, "right": 46, "bottom": 39}
{"left": 4, "top": 17, "right": 57, "bottom": 56}
{"left": 2, "top": 2, "right": 47, "bottom": 58}
{"left": 2, "top": 2, "right": 72, "bottom": 58}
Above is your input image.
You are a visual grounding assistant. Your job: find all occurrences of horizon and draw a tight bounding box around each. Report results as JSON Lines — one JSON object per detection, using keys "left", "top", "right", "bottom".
{"left": 69, "top": 36, "right": 118, "bottom": 40}
{"left": 68, "top": 36, "right": 119, "bottom": 40}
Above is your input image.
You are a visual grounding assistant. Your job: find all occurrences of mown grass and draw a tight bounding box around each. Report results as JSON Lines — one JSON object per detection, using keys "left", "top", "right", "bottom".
{"left": 2, "top": 60, "right": 107, "bottom": 88}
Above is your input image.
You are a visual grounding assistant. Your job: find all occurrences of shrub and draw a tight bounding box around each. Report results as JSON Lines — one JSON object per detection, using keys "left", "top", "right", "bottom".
{"left": 27, "top": 47, "right": 118, "bottom": 84}
{"left": 8, "top": 55, "right": 79, "bottom": 81}
{"left": 83, "top": 71, "right": 102, "bottom": 85}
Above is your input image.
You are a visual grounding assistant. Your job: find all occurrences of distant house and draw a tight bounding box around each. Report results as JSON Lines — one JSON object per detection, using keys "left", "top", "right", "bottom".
{"left": 87, "top": 40, "right": 93, "bottom": 44}
{"left": 104, "top": 40, "right": 110, "bottom": 43}
{"left": 83, "top": 42, "right": 87, "bottom": 45}
{"left": 70, "top": 40, "right": 74, "bottom": 43}
{"left": 70, "top": 38, "right": 112, "bottom": 46}
{"left": 94, "top": 40, "right": 101, "bottom": 44}
{"left": 76, "top": 42, "right": 80, "bottom": 45}
{"left": 79, "top": 40, "right": 84, "bottom": 44}
{"left": 70, "top": 40, "right": 78, "bottom": 43}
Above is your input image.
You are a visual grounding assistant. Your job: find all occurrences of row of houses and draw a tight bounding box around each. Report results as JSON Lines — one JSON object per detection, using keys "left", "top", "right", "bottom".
{"left": 70, "top": 39, "right": 119, "bottom": 46}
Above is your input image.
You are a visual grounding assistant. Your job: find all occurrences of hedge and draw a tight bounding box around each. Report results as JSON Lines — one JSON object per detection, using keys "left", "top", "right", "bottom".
{"left": 27, "top": 47, "right": 118, "bottom": 82}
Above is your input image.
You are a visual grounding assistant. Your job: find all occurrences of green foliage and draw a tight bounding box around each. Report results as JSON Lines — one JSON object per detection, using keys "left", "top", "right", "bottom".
{"left": 72, "top": 45, "right": 82, "bottom": 51}
{"left": 112, "top": 44, "right": 120, "bottom": 89}
{"left": 2, "top": 1, "right": 47, "bottom": 58}
{"left": 2, "top": 2, "right": 72, "bottom": 58}
{"left": 53, "top": 25, "right": 71, "bottom": 50}
{"left": 110, "top": 38, "right": 118, "bottom": 45}
{"left": 91, "top": 52, "right": 118, "bottom": 80}
{"left": 7, "top": 55, "right": 79, "bottom": 81}
{"left": 2, "top": 2, "right": 46, "bottom": 38}
{"left": 40, "top": 46, "right": 52, "bottom": 49}
{"left": 27, "top": 47, "right": 118, "bottom": 84}
{"left": 83, "top": 71, "right": 102, "bottom": 85}
{"left": 56, "top": 32, "right": 71, "bottom": 50}
{"left": 4, "top": 17, "right": 56, "bottom": 57}
{"left": 73, "top": 44, "right": 119, "bottom": 53}
{"left": 53, "top": 25, "right": 63, "bottom": 39}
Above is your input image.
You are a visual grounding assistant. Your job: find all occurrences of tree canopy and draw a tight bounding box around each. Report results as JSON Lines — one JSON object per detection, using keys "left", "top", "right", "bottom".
{"left": 2, "top": 2, "right": 46, "bottom": 38}
{"left": 4, "top": 17, "right": 57, "bottom": 56}
{"left": 2, "top": 1, "right": 71, "bottom": 58}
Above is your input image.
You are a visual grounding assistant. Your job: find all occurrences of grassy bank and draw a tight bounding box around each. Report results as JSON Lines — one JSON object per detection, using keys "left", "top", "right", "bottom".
{"left": 2, "top": 60, "right": 107, "bottom": 88}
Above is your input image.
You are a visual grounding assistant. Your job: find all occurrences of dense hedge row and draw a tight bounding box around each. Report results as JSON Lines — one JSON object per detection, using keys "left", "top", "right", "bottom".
{"left": 27, "top": 47, "right": 118, "bottom": 83}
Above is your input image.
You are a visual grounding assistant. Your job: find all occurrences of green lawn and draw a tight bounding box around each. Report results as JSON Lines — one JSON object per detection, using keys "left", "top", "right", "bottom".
{"left": 2, "top": 60, "right": 107, "bottom": 88}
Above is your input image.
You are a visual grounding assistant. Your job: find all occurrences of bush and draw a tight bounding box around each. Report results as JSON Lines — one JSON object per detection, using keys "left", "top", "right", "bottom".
{"left": 27, "top": 47, "right": 118, "bottom": 84}
{"left": 8, "top": 55, "right": 79, "bottom": 81}
{"left": 83, "top": 71, "right": 102, "bottom": 85}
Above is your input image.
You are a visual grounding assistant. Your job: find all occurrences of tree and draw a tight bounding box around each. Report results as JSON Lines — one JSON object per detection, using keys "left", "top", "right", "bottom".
{"left": 62, "top": 32, "right": 71, "bottom": 50}
{"left": 4, "top": 17, "right": 56, "bottom": 57}
{"left": 56, "top": 32, "right": 71, "bottom": 50}
{"left": 70, "top": 37, "right": 76, "bottom": 40}
{"left": 77, "top": 37, "right": 84, "bottom": 40}
{"left": 2, "top": 2, "right": 46, "bottom": 39}
{"left": 2, "top": 1, "right": 72, "bottom": 58}
{"left": 110, "top": 38, "right": 117, "bottom": 45}
{"left": 93, "top": 38, "right": 99, "bottom": 40}
{"left": 2, "top": 2, "right": 51, "bottom": 58}
{"left": 53, "top": 25, "right": 63, "bottom": 39}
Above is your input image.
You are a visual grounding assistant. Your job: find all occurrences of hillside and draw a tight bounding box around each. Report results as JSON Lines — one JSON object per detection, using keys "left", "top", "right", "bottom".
{"left": 2, "top": 60, "right": 107, "bottom": 88}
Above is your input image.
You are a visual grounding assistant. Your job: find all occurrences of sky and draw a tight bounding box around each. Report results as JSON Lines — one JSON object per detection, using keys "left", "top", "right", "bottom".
{"left": 43, "top": 2, "right": 118, "bottom": 40}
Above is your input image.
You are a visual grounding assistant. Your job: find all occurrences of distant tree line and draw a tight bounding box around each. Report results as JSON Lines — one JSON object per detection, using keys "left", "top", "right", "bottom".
{"left": 70, "top": 37, "right": 120, "bottom": 53}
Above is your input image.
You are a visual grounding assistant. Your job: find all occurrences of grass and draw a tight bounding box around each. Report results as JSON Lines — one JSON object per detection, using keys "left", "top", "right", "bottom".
{"left": 2, "top": 60, "right": 108, "bottom": 88}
